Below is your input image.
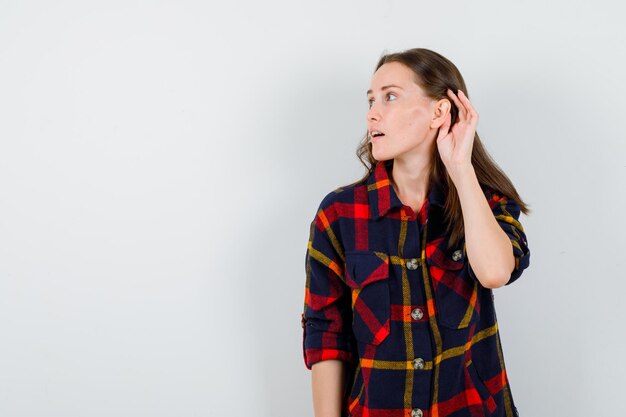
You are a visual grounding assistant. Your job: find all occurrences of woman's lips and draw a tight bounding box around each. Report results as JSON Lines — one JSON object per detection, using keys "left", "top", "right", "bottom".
{"left": 372, "top": 134, "right": 385, "bottom": 142}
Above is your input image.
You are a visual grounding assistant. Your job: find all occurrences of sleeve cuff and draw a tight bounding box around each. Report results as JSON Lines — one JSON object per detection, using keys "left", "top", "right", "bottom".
{"left": 466, "top": 236, "right": 530, "bottom": 286}
{"left": 303, "top": 348, "right": 355, "bottom": 370}
{"left": 302, "top": 313, "right": 356, "bottom": 370}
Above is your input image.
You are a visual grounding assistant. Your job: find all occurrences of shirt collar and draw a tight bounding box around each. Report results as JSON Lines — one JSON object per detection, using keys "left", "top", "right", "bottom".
{"left": 366, "top": 159, "right": 446, "bottom": 220}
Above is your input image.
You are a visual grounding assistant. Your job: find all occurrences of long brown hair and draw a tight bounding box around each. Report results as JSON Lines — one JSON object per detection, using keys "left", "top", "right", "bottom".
{"left": 352, "top": 48, "right": 531, "bottom": 247}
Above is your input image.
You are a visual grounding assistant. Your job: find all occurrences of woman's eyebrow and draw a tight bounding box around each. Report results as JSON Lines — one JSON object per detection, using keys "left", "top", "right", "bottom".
{"left": 366, "top": 84, "right": 404, "bottom": 96}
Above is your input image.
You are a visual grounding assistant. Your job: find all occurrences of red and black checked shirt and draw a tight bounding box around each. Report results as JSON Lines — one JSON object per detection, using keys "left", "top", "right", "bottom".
{"left": 301, "top": 159, "right": 530, "bottom": 417}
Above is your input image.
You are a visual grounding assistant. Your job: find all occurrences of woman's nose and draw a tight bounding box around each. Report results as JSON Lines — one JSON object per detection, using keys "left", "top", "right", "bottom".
{"left": 367, "top": 104, "right": 380, "bottom": 122}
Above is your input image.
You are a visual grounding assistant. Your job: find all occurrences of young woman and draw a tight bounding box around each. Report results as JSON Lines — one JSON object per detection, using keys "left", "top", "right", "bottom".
{"left": 301, "top": 48, "right": 531, "bottom": 417}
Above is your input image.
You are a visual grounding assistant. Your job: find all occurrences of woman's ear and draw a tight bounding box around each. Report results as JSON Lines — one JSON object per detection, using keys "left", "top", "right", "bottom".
{"left": 430, "top": 98, "right": 451, "bottom": 129}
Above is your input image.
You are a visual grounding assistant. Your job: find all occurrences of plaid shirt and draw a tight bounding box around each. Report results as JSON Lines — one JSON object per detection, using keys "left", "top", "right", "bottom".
{"left": 301, "top": 159, "right": 530, "bottom": 417}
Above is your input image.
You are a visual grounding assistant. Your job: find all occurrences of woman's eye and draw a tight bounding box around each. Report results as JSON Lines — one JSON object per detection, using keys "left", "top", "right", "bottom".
{"left": 368, "top": 93, "right": 396, "bottom": 108}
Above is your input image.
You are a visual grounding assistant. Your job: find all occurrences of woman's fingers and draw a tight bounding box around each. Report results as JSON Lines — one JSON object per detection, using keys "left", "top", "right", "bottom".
{"left": 457, "top": 90, "right": 479, "bottom": 126}
{"left": 446, "top": 89, "right": 466, "bottom": 122}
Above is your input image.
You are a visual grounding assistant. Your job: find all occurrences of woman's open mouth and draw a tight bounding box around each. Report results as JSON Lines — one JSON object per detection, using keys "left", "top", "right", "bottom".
{"left": 371, "top": 130, "right": 385, "bottom": 142}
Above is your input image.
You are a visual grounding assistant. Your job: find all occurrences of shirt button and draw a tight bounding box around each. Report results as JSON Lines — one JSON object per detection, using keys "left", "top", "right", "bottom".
{"left": 451, "top": 249, "right": 463, "bottom": 261}
{"left": 406, "top": 258, "right": 419, "bottom": 270}
{"left": 411, "top": 308, "right": 423, "bottom": 320}
{"left": 411, "top": 408, "right": 423, "bottom": 417}
{"left": 413, "top": 358, "right": 424, "bottom": 370}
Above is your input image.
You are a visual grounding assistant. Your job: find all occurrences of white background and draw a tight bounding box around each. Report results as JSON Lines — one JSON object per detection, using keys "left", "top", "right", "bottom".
{"left": 1, "top": 1, "right": 624, "bottom": 416}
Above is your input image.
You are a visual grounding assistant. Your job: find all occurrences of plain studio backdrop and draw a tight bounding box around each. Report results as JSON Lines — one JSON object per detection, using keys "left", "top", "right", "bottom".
{"left": 0, "top": 1, "right": 624, "bottom": 416}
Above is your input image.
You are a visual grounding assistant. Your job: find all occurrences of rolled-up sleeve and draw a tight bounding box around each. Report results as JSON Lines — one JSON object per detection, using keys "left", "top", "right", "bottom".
{"left": 468, "top": 189, "right": 531, "bottom": 286}
{"left": 301, "top": 206, "right": 355, "bottom": 370}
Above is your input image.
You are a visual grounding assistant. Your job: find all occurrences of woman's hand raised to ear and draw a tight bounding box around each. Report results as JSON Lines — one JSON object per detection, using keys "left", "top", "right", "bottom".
{"left": 436, "top": 89, "right": 479, "bottom": 180}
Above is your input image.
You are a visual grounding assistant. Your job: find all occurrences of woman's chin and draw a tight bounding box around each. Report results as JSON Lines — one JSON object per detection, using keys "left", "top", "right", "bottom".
{"left": 372, "top": 147, "right": 394, "bottom": 162}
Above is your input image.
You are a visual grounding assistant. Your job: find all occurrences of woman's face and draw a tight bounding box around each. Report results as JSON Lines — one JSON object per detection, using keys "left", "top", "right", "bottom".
{"left": 366, "top": 62, "right": 440, "bottom": 162}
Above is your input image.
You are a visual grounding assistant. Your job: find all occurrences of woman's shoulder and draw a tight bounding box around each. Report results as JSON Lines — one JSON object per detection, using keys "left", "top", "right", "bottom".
{"left": 314, "top": 176, "right": 369, "bottom": 213}
{"left": 477, "top": 184, "right": 522, "bottom": 215}
{"left": 478, "top": 183, "right": 508, "bottom": 200}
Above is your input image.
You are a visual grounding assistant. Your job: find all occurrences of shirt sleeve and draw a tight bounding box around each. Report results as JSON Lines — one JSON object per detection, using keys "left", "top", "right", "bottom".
{"left": 301, "top": 205, "right": 356, "bottom": 370}
{"left": 467, "top": 188, "right": 531, "bottom": 286}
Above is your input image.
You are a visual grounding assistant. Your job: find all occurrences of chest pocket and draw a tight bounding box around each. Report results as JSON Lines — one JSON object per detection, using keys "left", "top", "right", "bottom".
{"left": 344, "top": 250, "right": 390, "bottom": 345}
{"left": 426, "top": 238, "right": 480, "bottom": 329}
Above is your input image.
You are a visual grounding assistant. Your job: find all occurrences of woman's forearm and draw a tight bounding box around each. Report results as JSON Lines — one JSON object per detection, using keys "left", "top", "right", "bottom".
{"left": 311, "top": 360, "right": 346, "bottom": 417}
{"left": 450, "top": 163, "right": 515, "bottom": 288}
